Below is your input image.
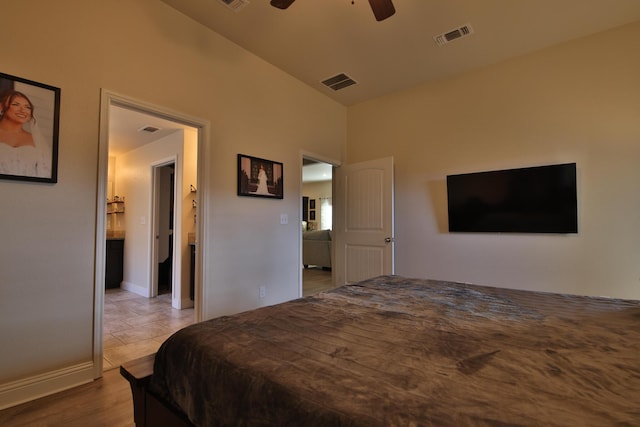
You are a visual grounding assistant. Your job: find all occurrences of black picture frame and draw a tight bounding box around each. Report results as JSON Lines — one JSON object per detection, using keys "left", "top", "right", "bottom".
{"left": 310, "top": 210, "right": 316, "bottom": 221}
{"left": 309, "top": 199, "right": 316, "bottom": 209}
{"left": 302, "top": 196, "right": 309, "bottom": 221}
{"left": 0, "top": 72, "right": 60, "bottom": 183}
{"left": 237, "top": 154, "right": 283, "bottom": 199}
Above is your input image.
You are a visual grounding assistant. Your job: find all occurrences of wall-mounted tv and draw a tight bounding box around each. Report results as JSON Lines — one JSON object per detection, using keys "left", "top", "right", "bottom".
{"left": 447, "top": 163, "right": 578, "bottom": 233}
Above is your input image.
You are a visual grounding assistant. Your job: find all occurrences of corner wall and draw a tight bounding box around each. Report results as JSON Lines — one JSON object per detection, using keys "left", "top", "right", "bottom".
{"left": 347, "top": 22, "right": 640, "bottom": 299}
{"left": 0, "top": 0, "right": 345, "bottom": 408}
{"left": 116, "top": 131, "right": 184, "bottom": 299}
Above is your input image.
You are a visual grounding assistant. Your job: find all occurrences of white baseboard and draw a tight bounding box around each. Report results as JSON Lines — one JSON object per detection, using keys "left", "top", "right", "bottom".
{"left": 121, "top": 281, "right": 148, "bottom": 297}
{"left": 0, "top": 361, "right": 95, "bottom": 410}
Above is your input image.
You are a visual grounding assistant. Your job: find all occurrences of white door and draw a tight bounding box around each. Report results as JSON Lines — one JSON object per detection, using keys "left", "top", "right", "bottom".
{"left": 335, "top": 157, "right": 394, "bottom": 285}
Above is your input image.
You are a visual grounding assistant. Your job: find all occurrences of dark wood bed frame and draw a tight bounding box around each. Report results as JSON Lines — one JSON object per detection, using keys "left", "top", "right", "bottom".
{"left": 120, "top": 354, "right": 194, "bottom": 427}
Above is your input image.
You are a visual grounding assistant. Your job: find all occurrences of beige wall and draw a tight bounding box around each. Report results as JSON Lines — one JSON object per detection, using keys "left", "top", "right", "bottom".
{"left": 116, "top": 130, "right": 180, "bottom": 299}
{"left": 115, "top": 128, "right": 197, "bottom": 308}
{"left": 348, "top": 22, "right": 640, "bottom": 299}
{"left": 181, "top": 128, "right": 198, "bottom": 307}
{"left": 303, "top": 180, "right": 332, "bottom": 230}
{"left": 0, "top": 0, "right": 345, "bottom": 407}
{"left": 2, "top": 0, "right": 637, "bottom": 410}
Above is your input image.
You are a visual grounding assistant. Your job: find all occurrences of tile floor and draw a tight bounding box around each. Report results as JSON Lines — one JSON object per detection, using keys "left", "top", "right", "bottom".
{"left": 103, "top": 289, "right": 194, "bottom": 371}
{"left": 103, "top": 268, "right": 332, "bottom": 370}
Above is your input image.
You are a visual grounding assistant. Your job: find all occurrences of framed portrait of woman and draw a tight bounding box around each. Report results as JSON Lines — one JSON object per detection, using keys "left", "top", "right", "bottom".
{"left": 237, "top": 154, "right": 284, "bottom": 199}
{"left": 0, "top": 72, "right": 61, "bottom": 183}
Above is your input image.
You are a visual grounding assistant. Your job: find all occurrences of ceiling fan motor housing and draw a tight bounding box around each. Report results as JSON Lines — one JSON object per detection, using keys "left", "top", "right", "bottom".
{"left": 270, "top": 0, "right": 396, "bottom": 21}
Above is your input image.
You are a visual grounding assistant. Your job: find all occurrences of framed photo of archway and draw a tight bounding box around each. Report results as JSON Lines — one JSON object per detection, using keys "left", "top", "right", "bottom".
{"left": 237, "top": 154, "right": 283, "bottom": 199}
{"left": 0, "top": 72, "right": 60, "bottom": 183}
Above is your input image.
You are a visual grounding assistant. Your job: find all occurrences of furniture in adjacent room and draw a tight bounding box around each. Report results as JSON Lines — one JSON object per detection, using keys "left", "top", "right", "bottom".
{"left": 105, "top": 237, "right": 124, "bottom": 289}
{"left": 302, "top": 229, "right": 332, "bottom": 269}
{"left": 106, "top": 196, "right": 125, "bottom": 289}
{"left": 107, "top": 198, "right": 125, "bottom": 230}
{"left": 302, "top": 196, "right": 309, "bottom": 222}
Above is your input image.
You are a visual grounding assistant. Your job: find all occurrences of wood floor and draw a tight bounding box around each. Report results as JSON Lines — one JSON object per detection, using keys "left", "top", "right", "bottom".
{"left": 0, "top": 289, "right": 196, "bottom": 426}
{"left": 0, "top": 270, "right": 332, "bottom": 426}
{"left": 302, "top": 266, "right": 334, "bottom": 296}
{"left": 0, "top": 369, "right": 135, "bottom": 427}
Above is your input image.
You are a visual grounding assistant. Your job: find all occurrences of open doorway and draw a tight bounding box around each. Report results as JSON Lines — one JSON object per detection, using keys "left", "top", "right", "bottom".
{"left": 302, "top": 158, "right": 334, "bottom": 296}
{"left": 154, "top": 162, "right": 175, "bottom": 297}
{"left": 95, "top": 91, "right": 207, "bottom": 375}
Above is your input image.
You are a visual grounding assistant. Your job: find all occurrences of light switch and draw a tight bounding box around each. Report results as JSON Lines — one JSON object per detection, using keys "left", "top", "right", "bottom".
{"left": 280, "top": 214, "right": 288, "bottom": 225}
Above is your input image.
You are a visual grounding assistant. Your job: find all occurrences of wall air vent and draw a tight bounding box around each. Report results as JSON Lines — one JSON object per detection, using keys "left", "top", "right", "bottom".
{"left": 218, "top": 0, "right": 250, "bottom": 12}
{"left": 434, "top": 23, "right": 474, "bottom": 46}
{"left": 321, "top": 73, "right": 358, "bottom": 91}
{"left": 138, "top": 125, "right": 160, "bottom": 133}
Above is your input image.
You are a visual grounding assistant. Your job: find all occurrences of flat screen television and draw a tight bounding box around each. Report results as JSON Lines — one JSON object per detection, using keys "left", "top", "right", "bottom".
{"left": 447, "top": 163, "right": 578, "bottom": 233}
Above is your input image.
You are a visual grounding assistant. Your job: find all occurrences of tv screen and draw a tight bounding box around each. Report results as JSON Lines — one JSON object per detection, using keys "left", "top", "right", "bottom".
{"left": 447, "top": 163, "right": 578, "bottom": 233}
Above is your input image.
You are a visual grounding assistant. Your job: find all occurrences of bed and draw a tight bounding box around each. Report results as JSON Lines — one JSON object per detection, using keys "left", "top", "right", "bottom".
{"left": 121, "top": 275, "right": 640, "bottom": 426}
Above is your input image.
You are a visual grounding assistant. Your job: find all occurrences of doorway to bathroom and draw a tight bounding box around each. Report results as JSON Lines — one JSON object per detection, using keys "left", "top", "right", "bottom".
{"left": 96, "top": 90, "right": 207, "bottom": 374}
{"left": 153, "top": 162, "right": 175, "bottom": 296}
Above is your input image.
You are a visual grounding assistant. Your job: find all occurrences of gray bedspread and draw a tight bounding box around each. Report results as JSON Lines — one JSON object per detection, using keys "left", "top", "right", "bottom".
{"left": 149, "top": 275, "right": 640, "bottom": 426}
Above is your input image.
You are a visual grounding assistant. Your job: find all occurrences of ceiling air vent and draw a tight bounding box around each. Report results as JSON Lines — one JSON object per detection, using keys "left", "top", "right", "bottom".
{"left": 218, "top": 0, "right": 250, "bottom": 12}
{"left": 138, "top": 125, "right": 160, "bottom": 133}
{"left": 321, "top": 73, "right": 357, "bottom": 91}
{"left": 434, "top": 23, "right": 474, "bottom": 46}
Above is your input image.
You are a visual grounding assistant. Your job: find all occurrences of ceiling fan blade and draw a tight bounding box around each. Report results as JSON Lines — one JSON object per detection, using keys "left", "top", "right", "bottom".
{"left": 368, "top": 0, "right": 395, "bottom": 21}
{"left": 270, "top": 0, "right": 296, "bottom": 9}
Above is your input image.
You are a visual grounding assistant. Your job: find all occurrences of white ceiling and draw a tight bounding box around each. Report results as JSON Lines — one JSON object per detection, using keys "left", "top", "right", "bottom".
{"left": 303, "top": 161, "right": 333, "bottom": 183}
{"left": 109, "top": 104, "right": 333, "bottom": 181}
{"left": 110, "top": 1, "right": 640, "bottom": 157}
{"left": 160, "top": 0, "right": 640, "bottom": 106}
{"left": 108, "top": 105, "right": 195, "bottom": 157}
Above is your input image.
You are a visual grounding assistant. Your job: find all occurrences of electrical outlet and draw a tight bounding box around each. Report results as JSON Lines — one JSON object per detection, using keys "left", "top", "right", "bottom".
{"left": 280, "top": 214, "right": 288, "bottom": 225}
{"left": 259, "top": 286, "right": 266, "bottom": 299}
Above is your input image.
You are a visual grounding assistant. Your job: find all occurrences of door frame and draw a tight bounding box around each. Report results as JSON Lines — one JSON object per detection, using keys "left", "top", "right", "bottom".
{"left": 300, "top": 151, "right": 340, "bottom": 297}
{"left": 94, "top": 89, "right": 209, "bottom": 377}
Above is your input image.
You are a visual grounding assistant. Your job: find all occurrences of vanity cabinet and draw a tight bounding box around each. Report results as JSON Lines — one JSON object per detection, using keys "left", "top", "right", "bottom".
{"left": 106, "top": 238, "right": 124, "bottom": 289}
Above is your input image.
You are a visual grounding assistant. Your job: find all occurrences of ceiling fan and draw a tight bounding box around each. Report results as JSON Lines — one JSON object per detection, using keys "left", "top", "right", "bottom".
{"left": 270, "top": 0, "right": 396, "bottom": 22}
